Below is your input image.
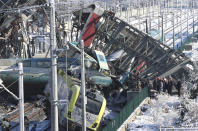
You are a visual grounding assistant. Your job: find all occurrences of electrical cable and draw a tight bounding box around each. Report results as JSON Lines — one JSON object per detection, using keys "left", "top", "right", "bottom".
{"left": 0, "top": 4, "right": 48, "bottom": 14}
{"left": 0, "top": 78, "right": 19, "bottom": 95}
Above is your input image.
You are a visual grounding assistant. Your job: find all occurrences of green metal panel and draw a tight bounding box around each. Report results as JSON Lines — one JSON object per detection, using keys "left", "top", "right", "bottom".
{"left": 103, "top": 87, "right": 148, "bottom": 131}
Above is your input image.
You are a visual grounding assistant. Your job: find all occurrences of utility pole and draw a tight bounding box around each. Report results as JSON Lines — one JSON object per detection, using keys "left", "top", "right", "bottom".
{"left": 197, "top": 4, "right": 198, "bottom": 33}
{"left": 0, "top": 64, "right": 24, "bottom": 131}
{"left": 158, "top": 1, "right": 160, "bottom": 30}
{"left": 125, "top": 4, "right": 127, "bottom": 19}
{"left": 130, "top": 3, "right": 133, "bottom": 18}
{"left": 172, "top": 13, "right": 175, "bottom": 50}
{"left": 192, "top": 0, "right": 195, "bottom": 35}
{"left": 162, "top": 13, "right": 164, "bottom": 44}
{"left": 165, "top": 12, "right": 167, "bottom": 28}
{"left": 176, "top": 0, "right": 178, "bottom": 23}
{"left": 146, "top": 19, "right": 148, "bottom": 34}
{"left": 127, "top": 6, "right": 129, "bottom": 23}
{"left": 143, "top": 1, "right": 144, "bottom": 15}
{"left": 187, "top": 11, "right": 189, "bottom": 38}
{"left": 180, "top": 8, "right": 183, "bottom": 47}
{"left": 166, "top": 0, "right": 169, "bottom": 12}
{"left": 149, "top": 1, "right": 151, "bottom": 31}
{"left": 19, "top": 62, "right": 24, "bottom": 131}
{"left": 120, "top": 4, "right": 122, "bottom": 17}
{"left": 152, "top": 0, "right": 154, "bottom": 18}
{"left": 50, "top": 0, "right": 58, "bottom": 130}
{"left": 81, "top": 40, "right": 86, "bottom": 131}
{"left": 138, "top": 0, "right": 141, "bottom": 30}
{"left": 196, "top": 0, "right": 198, "bottom": 32}
{"left": 176, "top": 0, "right": 178, "bottom": 9}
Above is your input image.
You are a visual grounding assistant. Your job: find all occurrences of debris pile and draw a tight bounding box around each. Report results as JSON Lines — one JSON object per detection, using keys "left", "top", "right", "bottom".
{"left": 0, "top": 2, "right": 196, "bottom": 131}
{"left": 182, "top": 70, "right": 198, "bottom": 99}
{"left": 43, "top": 4, "right": 195, "bottom": 130}
{"left": 179, "top": 98, "right": 198, "bottom": 127}
{"left": 0, "top": 96, "right": 49, "bottom": 130}
{"left": 0, "top": 0, "right": 51, "bottom": 58}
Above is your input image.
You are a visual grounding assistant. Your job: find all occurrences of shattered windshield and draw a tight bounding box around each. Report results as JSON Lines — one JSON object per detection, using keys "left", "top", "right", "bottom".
{"left": 76, "top": 96, "right": 102, "bottom": 115}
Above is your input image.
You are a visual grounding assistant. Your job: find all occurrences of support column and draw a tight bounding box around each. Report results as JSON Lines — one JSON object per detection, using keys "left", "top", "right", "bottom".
{"left": 81, "top": 40, "right": 86, "bottom": 131}
{"left": 138, "top": 0, "right": 141, "bottom": 30}
{"left": 193, "top": 0, "right": 195, "bottom": 35}
{"left": 162, "top": 13, "right": 164, "bottom": 44}
{"left": 187, "top": 11, "right": 189, "bottom": 38}
{"left": 19, "top": 62, "right": 24, "bottom": 131}
{"left": 158, "top": 1, "right": 160, "bottom": 30}
{"left": 180, "top": 9, "right": 183, "bottom": 46}
{"left": 50, "top": 0, "right": 58, "bottom": 130}
{"left": 172, "top": 13, "right": 175, "bottom": 50}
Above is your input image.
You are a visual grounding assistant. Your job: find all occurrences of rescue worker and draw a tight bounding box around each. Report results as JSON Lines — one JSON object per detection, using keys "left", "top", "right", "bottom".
{"left": 24, "top": 116, "right": 29, "bottom": 131}
{"left": 156, "top": 77, "right": 161, "bottom": 93}
{"left": 147, "top": 78, "right": 152, "bottom": 97}
{"left": 153, "top": 78, "right": 157, "bottom": 90}
{"left": 163, "top": 78, "right": 168, "bottom": 93}
{"left": 1, "top": 118, "right": 9, "bottom": 131}
{"left": 31, "top": 124, "right": 37, "bottom": 131}
{"left": 159, "top": 78, "right": 164, "bottom": 93}
{"left": 176, "top": 79, "right": 182, "bottom": 97}
{"left": 168, "top": 76, "right": 173, "bottom": 95}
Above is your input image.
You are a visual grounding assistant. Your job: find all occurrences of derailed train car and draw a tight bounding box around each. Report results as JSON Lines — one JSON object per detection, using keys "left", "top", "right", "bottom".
{"left": 71, "top": 4, "right": 193, "bottom": 82}
{"left": 67, "top": 42, "right": 112, "bottom": 88}
{"left": 44, "top": 70, "right": 106, "bottom": 131}
{"left": 0, "top": 57, "right": 97, "bottom": 95}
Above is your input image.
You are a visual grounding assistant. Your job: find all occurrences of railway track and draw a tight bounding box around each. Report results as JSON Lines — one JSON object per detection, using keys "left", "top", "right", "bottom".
{"left": 4, "top": 98, "right": 47, "bottom": 122}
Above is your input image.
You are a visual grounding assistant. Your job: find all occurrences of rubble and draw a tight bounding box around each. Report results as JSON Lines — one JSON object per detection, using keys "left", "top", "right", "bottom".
{"left": 0, "top": 96, "right": 49, "bottom": 130}
{"left": 0, "top": 1, "right": 197, "bottom": 131}
{"left": 0, "top": 0, "right": 51, "bottom": 58}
